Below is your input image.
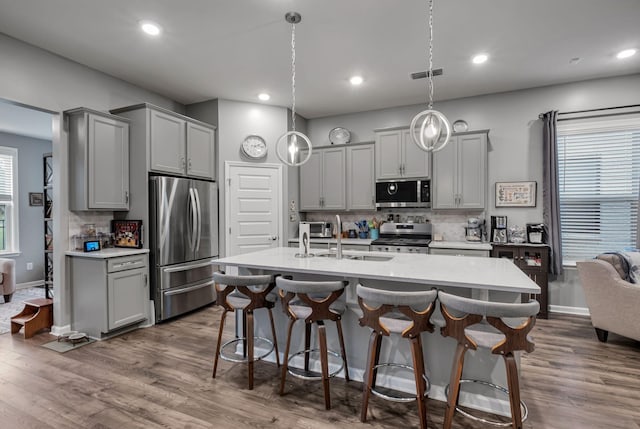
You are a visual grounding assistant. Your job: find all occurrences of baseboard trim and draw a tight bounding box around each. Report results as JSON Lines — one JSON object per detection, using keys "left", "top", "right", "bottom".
{"left": 50, "top": 324, "right": 72, "bottom": 336}
{"left": 549, "top": 305, "right": 590, "bottom": 316}
{"left": 16, "top": 280, "right": 45, "bottom": 290}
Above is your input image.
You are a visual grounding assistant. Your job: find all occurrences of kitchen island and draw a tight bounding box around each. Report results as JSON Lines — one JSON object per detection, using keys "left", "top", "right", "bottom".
{"left": 214, "top": 247, "right": 540, "bottom": 416}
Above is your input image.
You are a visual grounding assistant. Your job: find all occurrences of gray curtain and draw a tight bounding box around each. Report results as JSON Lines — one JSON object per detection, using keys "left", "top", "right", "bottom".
{"left": 542, "top": 111, "right": 563, "bottom": 275}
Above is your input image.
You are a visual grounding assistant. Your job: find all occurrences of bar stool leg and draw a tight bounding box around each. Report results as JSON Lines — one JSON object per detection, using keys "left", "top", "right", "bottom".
{"left": 246, "top": 310, "right": 255, "bottom": 390}
{"left": 361, "top": 330, "right": 382, "bottom": 422}
{"left": 267, "top": 308, "right": 281, "bottom": 367}
{"left": 242, "top": 311, "right": 248, "bottom": 359}
{"left": 336, "top": 318, "right": 350, "bottom": 382}
{"left": 444, "top": 342, "right": 467, "bottom": 429}
{"left": 317, "top": 320, "right": 331, "bottom": 410}
{"left": 213, "top": 309, "right": 228, "bottom": 378}
{"left": 304, "top": 322, "right": 312, "bottom": 372}
{"left": 280, "top": 319, "right": 296, "bottom": 395}
{"left": 504, "top": 353, "right": 523, "bottom": 429}
{"left": 410, "top": 336, "right": 427, "bottom": 429}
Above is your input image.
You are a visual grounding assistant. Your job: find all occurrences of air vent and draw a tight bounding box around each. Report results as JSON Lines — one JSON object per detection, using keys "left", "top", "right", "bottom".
{"left": 410, "top": 68, "right": 443, "bottom": 80}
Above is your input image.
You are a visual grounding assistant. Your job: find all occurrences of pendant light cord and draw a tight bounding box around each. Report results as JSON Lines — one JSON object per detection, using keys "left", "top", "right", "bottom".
{"left": 290, "top": 21, "right": 297, "bottom": 132}
{"left": 427, "top": 0, "right": 434, "bottom": 110}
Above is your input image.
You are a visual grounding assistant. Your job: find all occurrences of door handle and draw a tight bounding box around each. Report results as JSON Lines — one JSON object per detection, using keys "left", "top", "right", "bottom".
{"left": 271, "top": 236, "right": 278, "bottom": 241}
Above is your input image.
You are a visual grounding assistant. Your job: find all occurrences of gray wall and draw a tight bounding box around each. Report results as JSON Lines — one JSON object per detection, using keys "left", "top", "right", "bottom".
{"left": 187, "top": 98, "right": 291, "bottom": 256}
{"left": 307, "top": 73, "right": 640, "bottom": 312}
{"left": 0, "top": 131, "right": 52, "bottom": 284}
{"left": 0, "top": 33, "right": 183, "bottom": 330}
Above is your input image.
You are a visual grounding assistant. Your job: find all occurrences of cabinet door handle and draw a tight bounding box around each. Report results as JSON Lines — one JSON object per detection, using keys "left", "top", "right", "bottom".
{"left": 125, "top": 191, "right": 129, "bottom": 203}
{"left": 144, "top": 274, "right": 148, "bottom": 285}
{"left": 188, "top": 158, "right": 192, "bottom": 170}
{"left": 181, "top": 157, "right": 186, "bottom": 168}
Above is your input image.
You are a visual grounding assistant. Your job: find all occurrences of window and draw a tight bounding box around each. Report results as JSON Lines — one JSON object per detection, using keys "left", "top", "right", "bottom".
{"left": 557, "top": 116, "right": 640, "bottom": 263}
{"left": 0, "top": 146, "right": 19, "bottom": 254}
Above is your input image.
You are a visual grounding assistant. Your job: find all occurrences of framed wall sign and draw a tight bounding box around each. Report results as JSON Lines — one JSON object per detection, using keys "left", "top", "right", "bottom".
{"left": 29, "top": 192, "right": 44, "bottom": 206}
{"left": 111, "top": 219, "right": 143, "bottom": 248}
{"left": 495, "top": 181, "right": 537, "bottom": 207}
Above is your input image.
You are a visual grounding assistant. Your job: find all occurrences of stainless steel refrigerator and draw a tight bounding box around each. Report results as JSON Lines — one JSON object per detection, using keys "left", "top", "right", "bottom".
{"left": 149, "top": 176, "right": 219, "bottom": 322}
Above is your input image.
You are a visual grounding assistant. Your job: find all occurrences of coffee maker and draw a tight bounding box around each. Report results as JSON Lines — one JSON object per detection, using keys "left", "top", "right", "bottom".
{"left": 465, "top": 218, "right": 485, "bottom": 242}
{"left": 526, "top": 223, "right": 547, "bottom": 244}
{"left": 491, "top": 216, "right": 508, "bottom": 243}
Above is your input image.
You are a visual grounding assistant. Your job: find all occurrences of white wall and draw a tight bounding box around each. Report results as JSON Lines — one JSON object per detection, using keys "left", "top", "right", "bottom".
{"left": 0, "top": 33, "right": 183, "bottom": 331}
{"left": 307, "top": 73, "right": 640, "bottom": 311}
{"left": 188, "top": 99, "right": 291, "bottom": 256}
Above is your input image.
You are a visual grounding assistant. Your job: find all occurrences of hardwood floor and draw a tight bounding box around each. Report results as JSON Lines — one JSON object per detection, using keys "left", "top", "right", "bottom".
{"left": 1, "top": 306, "right": 639, "bottom": 428}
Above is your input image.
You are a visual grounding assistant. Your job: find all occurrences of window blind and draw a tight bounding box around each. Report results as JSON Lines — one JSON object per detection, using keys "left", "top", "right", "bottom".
{"left": 557, "top": 117, "right": 640, "bottom": 262}
{"left": 0, "top": 151, "right": 14, "bottom": 202}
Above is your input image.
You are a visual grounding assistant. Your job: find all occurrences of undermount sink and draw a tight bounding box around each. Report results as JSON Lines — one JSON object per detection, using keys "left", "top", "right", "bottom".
{"left": 316, "top": 253, "right": 393, "bottom": 262}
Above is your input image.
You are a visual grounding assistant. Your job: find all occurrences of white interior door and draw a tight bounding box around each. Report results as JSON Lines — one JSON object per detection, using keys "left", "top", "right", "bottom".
{"left": 225, "top": 162, "right": 282, "bottom": 257}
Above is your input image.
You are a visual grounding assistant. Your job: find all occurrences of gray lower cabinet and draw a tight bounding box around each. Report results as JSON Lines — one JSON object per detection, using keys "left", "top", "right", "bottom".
{"left": 67, "top": 108, "right": 130, "bottom": 211}
{"left": 374, "top": 128, "right": 430, "bottom": 180}
{"left": 432, "top": 131, "right": 488, "bottom": 210}
{"left": 299, "top": 146, "right": 346, "bottom": 211}
{"left": 69, "top": 253, "right": 149, "bottom": 338}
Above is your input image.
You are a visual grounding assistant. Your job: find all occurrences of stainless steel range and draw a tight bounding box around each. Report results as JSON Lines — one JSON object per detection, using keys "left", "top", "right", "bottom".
{"left": 371, "top": 222, "right": 432, "bottom": 254}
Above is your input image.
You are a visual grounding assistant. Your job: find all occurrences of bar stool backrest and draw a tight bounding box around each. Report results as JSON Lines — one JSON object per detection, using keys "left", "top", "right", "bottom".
{"left": 276, "top": 277, "right": 348, "bottom": 323}
{"left": 357, "top": 284, "right": 437, "bottom": 338}
{"left": 213, "top": 271, "right": 275, "bottom": 312}
{"left": 438, "top": 291, "right": 539, "bottom": 355}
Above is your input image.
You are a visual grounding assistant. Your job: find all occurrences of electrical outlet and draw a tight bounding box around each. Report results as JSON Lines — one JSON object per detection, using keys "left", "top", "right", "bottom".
{"left": 289, "top": 200, "right": 296, "bottom": 211}
{"left": 289, "top": 213, "right": 297, "bottom": 222}
{"left": 26, "top": 262, "right": 33, "bottom": 270}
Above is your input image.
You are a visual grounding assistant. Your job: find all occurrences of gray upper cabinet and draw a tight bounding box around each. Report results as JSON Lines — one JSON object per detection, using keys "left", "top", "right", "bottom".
{"left": 347, "top": 144, "right": 375, "bottom": 210}
{"left": 375, "top": 128, "right": 430, "bottom": 180}
{"left": 299, "top": 146, "right": 346, "bottom": 211}
{"left": 67, "top": 108, "right": 130, "bottom": 211}
{"left": 432, "top": 131, "right": 488, "bottom": 210}
{"left": 113, "top": 104, "right": 216, "bottom": 180}
{"left": 186, "top": 122, "right": 216, "bottom": 179}
{"left": 149, "top": 109, "right": 186, "bottom": 175}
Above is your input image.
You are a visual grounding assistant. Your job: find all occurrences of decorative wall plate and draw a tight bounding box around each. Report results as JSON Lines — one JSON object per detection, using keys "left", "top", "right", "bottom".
{"left": 452, "top": 120, "right": 469, "bottom": 133}
{"left": 329, "top": 127, "right": 351, "bottom": 145}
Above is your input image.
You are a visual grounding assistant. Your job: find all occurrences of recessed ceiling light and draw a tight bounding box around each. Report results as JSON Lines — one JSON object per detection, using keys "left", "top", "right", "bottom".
{"left": 350, "top": 75, "right": 364, "bottom": 86}
{"left": 140, "top": 20, "right": 161, "bottom": 36}
{"left": 472, "top": 54, "right": 488, "bottom": 64}
{"left": 258, "top": 93, "right": 270, "bottom": 101}
{"left": 617, "top": 48, "right": 637, "bottom": 59}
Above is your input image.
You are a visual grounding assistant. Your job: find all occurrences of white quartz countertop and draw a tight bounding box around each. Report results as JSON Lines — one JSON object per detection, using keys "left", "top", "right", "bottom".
{"left": 429, "top": 241, "right": 493, "bottom": 250}
{"left": 288, "top": 238, "right": 372, "bottom": 245}
{"left": 65, "top": 248, "right": 150, "bottom": 259}
{"left": 215, "top": 247, "right": 539, "bottom": 294}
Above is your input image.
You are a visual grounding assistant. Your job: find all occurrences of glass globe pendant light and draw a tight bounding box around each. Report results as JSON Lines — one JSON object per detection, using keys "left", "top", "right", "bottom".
{"left": 276, "top": 12, "right": 313, "bottom": 167}
{"left": 410, "top": 0, "right": 451, "bottom": 153}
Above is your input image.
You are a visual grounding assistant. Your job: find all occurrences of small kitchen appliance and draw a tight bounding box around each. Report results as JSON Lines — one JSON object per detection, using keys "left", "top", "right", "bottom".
{"left": 300, "top": 221, "right": 332, "bottom": 238}
{"left": 526, "top": 223, "right": 547, "bottom": 244}
{"left": 464, "top": 218, "right": 485, "bottom": 242}
{"left": 375, "top": 179, "right": 430, "bottom": 208}
{"left": 491, "top": 216, "right": 508, "bottom": 243}
{"left": 371, "top": 222, "right": 432, "bottom": 254}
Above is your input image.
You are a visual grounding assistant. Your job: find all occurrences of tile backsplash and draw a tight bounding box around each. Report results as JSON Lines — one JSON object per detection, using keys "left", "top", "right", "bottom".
{"left": 304, "top": 210, "right": 483, "bottom": 242}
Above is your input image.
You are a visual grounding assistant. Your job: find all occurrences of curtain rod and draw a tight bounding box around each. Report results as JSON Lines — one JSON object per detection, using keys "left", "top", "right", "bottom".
{"left": 538, "top": 104, "right": 640, "bottom": 119}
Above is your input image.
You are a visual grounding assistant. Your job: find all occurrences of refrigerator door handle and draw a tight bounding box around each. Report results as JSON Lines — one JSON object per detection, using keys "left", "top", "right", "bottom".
{"left": 187, "top": 187, "right": 197, "bottom": 252}
{"left": 194, "top": 187, "right": 202, "bottom": 253}
{"left": 164, "top": 280, "right": 215, "bottom": 297}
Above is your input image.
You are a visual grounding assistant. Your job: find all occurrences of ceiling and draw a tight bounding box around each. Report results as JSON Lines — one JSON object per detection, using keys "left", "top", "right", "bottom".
{"left": 0, "top": 0, "right": 639, "bottom": 119}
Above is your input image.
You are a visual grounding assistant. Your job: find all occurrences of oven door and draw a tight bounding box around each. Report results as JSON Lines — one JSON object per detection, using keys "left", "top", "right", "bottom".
{"left": 376, "top": 180, "right": 429, "bottom": 208}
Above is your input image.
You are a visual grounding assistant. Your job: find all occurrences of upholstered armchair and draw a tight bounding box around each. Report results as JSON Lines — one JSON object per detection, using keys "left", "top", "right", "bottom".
{"left": 577, "top": 256, "right": 640, "bottom": 342}
{"left": 0, "top": 258, "right": 16, "bottom": 303}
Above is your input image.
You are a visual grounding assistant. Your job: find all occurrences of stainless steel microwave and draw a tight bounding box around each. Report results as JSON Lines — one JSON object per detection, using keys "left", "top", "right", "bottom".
{"left": 300, "top": 221, "right": 333, "bottom": 238}
{"left": 375, "top": 179, "right": 430, "bottom": 208}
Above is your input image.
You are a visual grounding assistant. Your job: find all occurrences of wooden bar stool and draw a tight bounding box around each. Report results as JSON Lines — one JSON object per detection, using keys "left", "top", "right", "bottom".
{"left": 438, "top": 290, "right": 539, "bottom": 429}
{"left": 276, "top": 277, "right": 349, "bottom": 410}
{"left": 357, "top": 284, "right": 437, "bottom": 429}
{"left": 212, "top": 272, "right": 280, "bottom": 390}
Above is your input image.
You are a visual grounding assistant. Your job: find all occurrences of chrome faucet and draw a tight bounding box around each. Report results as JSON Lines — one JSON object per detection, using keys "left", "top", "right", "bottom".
{"left": 335, "top": 214, "right": 343, "bottom": 259}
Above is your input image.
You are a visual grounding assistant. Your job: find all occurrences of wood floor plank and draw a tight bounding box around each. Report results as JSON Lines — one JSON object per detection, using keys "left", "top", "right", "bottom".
{"left": 1, "top": 308, "right": 639, "bottom": 428}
